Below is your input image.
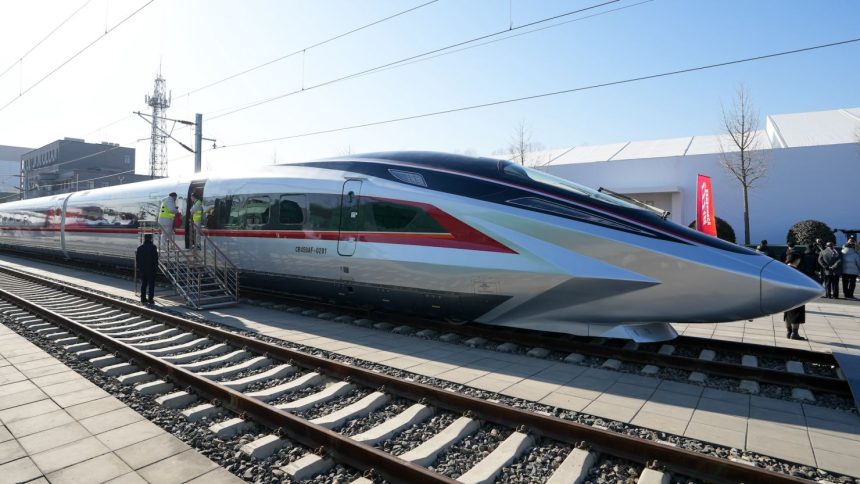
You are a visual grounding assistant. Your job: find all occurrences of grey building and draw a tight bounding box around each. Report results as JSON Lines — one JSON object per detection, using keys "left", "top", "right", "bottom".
{"left": 0, "top": 145, "right": 32, "bottom": 201}
{"left": 21, "top": 138, "right": 155, "bottom": 199}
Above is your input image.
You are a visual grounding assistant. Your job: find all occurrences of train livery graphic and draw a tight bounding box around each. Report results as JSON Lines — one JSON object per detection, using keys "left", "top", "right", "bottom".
{"left": 0, "top": 152, "right": 822, "bottom": 341}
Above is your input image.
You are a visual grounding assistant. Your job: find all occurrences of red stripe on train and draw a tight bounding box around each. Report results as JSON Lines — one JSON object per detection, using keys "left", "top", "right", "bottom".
{"left": 1, "top": 227, "right": 514, "bottom": 253}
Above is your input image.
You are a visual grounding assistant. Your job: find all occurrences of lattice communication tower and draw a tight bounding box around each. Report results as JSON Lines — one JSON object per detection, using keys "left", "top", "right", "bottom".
{"left": 145, "top": 73, "right": 171, "bottom": 178}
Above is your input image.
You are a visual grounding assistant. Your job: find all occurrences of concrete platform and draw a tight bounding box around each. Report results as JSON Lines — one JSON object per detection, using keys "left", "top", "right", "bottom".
{"left": 2, "top": 254, "right": 860, "bottom": 477}
{"left": 672, "top": 300, "right": 860, "bottom": 352}
{"left": 0, "top": 321, "right": 242, "bottom": 484}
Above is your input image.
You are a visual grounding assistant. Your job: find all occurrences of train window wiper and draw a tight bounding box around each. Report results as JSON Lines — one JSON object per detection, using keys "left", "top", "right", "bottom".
{"left": 597, "top": 187, "right": 670, "bottom": 220}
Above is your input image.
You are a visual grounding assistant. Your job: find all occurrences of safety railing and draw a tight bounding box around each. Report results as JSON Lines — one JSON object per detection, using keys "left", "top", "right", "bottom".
{"left": 158, "top": 234, "right": 201, "bottom": 307}
{"left": 197, "top": 230, "right": 240, "bottom": 305}
{"left": 137, "top": 224, "right": 238, "bottom": 309}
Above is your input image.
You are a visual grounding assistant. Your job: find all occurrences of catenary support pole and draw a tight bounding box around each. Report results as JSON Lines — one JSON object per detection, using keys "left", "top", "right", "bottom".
{"left": 194, "top": 113, "right": 202, "bottom": 173}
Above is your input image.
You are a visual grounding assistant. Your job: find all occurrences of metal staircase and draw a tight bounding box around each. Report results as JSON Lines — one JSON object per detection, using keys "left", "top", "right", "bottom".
{"left": 138, "top": 225, "right": 239, "bottom": 309}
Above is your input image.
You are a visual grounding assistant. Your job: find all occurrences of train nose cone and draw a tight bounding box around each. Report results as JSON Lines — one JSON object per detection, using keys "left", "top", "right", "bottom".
{"left": 760, "top": 260, "right": 823, "bottom": 314}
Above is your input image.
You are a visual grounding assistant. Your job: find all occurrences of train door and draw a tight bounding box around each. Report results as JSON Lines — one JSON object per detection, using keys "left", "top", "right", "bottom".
{"left": 185, "top": 180, "right": 206, "bottom": 249}
{"left": 337, "top": 179, "right": 363, "bottom": 256}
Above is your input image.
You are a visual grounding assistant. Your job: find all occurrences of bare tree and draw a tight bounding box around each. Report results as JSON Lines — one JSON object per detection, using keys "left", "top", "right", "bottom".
{"left": 505, "top": 120, "right": 547, "bottom": 166}
{"left": 509, "top": 120, "right": 534, "bottom": 166}
{"left": 336, "top": 145, "right": 353, "bottom": 156}
{"left": 271, "top": 149, "right": 279, "bottom": 165}
{"left": 719, "top": 85, "right": 768, "bottom": 245}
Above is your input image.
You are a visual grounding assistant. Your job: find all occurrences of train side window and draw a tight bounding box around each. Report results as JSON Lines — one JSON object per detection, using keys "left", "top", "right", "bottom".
{"left": 366, "top": 199, "right": 445, "bottom": 232}
{"left": 307, "top": 194, "right": 340, "bottom": 231}
{"left": 225, "top": 196, "right": 243, "bottom": 229}
{"left": 205, "top": 198, "right": 225, "bottom": 229}
{"left": 244, "top": 196, "right": 270, "bottom": 229}
{"left": 278, "top": 195, "right": 305, "bottom": 227}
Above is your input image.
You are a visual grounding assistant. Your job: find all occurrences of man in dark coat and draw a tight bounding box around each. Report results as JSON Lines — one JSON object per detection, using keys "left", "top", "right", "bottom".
{"left": 136, "top": 234, "right": 158, "bottom": 304}
{"left": 818, "top": 241, "right": 842, "bottom": 299}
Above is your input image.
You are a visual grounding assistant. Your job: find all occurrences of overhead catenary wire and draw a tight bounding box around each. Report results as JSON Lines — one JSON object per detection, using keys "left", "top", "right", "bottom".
{"left": 215, "top": 37, "right": 860, "bottom": 150}
{"left": 0, "top": 0, "right": 156, "bottom": 115}
{"left": 71, "top": 0, "right": 440, "bottom": 144}
{"left": 79, "top": 113, "right": 136, "bottom": 139}
{"left": 364, "top": 0, "right": 654, "bottom": 79}
{"left": 175, "top": 0, "right": 440, "bottom": 99}
{"left": 204, "top": 0, "right": 624, "bottom": 121}
{"left": 0, "top": 0, "right": 93, "bottom": 80}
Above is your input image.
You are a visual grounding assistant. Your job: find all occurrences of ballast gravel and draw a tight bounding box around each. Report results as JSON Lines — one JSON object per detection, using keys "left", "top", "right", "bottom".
{"left": 430, "top": 424, "right": 511, "bottom": 479}
{"left": 381, "top": 413, "right": 457, "bottom": 456}
{"left": 497, "top": 439, "right": 573, "bottom": 483}
{"left": 340, "top": 398, "right": 412, "bottom": 437}
{"left": 297, "top": 387, "right": 372, "bottom": 420}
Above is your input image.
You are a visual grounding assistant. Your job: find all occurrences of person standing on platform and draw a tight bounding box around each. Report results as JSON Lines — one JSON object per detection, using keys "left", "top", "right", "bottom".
{"left": 158, "top": 192, "right": 179, "bottom": 245}
{"left": 809, "top": 238, "right": 825, "bottom": 282}
{"left": 841, "top": 242, "right": 860, "bottom": 299}
{"left": 818, "top": 241, "right": 842, "bottom": 299}
{"left": 136, "top": 234, "right": 158, "bottom": 305}
{"left": 783, "top": 252, "right": 807, "bottom": 340}
{"left": 190, "top": 193, "right": 203, "bottom": 248}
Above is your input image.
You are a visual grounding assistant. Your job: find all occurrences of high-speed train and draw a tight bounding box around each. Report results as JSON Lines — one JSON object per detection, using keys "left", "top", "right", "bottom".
{"left": 0, "top": 151, "right": 822, "bottom": 342}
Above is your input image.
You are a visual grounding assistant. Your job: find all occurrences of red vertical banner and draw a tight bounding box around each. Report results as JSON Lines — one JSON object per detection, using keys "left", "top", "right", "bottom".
{"left": 696, "top": 174, "right": 717, "bottom": 237}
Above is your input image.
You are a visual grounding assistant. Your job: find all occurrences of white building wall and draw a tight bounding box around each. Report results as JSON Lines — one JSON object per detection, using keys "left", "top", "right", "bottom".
{"left": 544, "top": 142, "right": 860, "bottom": 245}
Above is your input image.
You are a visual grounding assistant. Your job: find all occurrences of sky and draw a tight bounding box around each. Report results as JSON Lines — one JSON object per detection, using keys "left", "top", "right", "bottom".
{"left": 0, "top": 0, "right": 858, "bottom": 177}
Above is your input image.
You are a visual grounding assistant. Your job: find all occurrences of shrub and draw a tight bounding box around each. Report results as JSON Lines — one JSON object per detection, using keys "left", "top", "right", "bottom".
{"left": 786, "top": 220, "right": 835, "bottom": 246}
{"left": 687, "top": 217, "right": 737, "bottom": 243}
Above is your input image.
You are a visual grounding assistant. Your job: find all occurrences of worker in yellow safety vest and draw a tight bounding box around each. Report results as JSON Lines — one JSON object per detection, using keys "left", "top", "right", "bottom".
{"left": 158, "top": 192, "right": 179, "bottom": 244}
{"left": 189, "top": 193, "right": 203, "bottom": 248}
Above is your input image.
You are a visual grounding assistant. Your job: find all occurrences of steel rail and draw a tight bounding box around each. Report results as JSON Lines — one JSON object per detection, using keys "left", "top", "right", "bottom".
{"left": 674, "top": 335, "right": 837, "bottom": 365}
{"left": 241, "top": 286, "right": 842, "bottom": 371}
{"left": 0, "top": 265, "right": 807, "bottom": 484}
{"left": 248, "top": 284, "right": 848, "bottom": 394}
{"left": 0, "top": 287, "right": 451, "bottom": 484}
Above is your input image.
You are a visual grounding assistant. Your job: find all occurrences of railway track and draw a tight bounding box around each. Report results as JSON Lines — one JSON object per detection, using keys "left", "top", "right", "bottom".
{"left": 1, "top": 252, "right": 851, "bottom": 406}
{"left": 239, "top": 291, "right": 851, "bottom": 405}
{"left": 0, "top": 263, "right": 823, "bottom": 483}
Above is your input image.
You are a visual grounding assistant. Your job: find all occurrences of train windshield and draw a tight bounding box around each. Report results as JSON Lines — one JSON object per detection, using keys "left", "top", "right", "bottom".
{"left": 502, "top": 164, "right": 640, "bottom": 209}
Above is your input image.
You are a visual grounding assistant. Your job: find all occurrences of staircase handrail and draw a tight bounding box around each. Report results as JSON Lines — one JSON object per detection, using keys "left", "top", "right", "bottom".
{"left": 158, "top": 234, "right": 199, "bottom": 306}
{"left": 199, "top": 230, "right": 239, "bottom": 302}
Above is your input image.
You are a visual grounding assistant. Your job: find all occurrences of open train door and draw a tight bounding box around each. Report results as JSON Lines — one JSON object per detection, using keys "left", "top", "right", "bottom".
{"left": 185, "top": 179, "right": 206, "bottom": 249}
{"left": 337, "top": 179, "right": 363, "bottom": 256}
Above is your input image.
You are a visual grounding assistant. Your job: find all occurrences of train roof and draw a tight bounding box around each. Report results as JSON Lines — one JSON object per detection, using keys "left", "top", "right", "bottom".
{"left": 311, "top": 151, "right": 509, "bottom": 180}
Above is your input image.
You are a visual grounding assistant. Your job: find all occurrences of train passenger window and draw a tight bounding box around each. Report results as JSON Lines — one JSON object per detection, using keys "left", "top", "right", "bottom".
{"left": 278, "top": 195, "right": 305, "bottom": 226}
{"left": 307, "top": 194, "right": 340, "bottom": 231}
{"left": 244, "top": 196, "right": 270, "bottom": 229}
{"left": 365, "top": 199, "right": 445, "bottom": 233}
{"left": 226, "top": 196, "right": 243, "bottom": 229}
{"left": 207, "top": 198, "right": 228, "bottom": 229}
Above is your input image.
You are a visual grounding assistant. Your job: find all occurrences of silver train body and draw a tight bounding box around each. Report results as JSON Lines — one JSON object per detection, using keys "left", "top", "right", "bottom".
{"left": 0, "top": 152, "right": 822, "bottom": 342}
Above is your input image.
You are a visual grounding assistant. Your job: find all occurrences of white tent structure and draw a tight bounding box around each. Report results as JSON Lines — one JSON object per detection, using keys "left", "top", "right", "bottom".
{"left": 536, "top": 107, "right": 860, "bottom": 245}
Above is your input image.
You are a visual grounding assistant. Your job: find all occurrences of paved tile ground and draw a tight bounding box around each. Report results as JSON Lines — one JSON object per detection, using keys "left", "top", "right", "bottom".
{"left": 0, "top": 323, "right": 242, "bottom": 484}
{"left": 672, "top": 300, "right": 860, "bottom": 352}
{"left": 2, "top": 254, "right": 860, "bottom": 477}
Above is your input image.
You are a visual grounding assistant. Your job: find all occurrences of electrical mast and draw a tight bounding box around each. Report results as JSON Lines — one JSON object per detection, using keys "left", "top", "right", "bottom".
{"left": 144, "top": 72, "right": 171, "bottom": 178}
